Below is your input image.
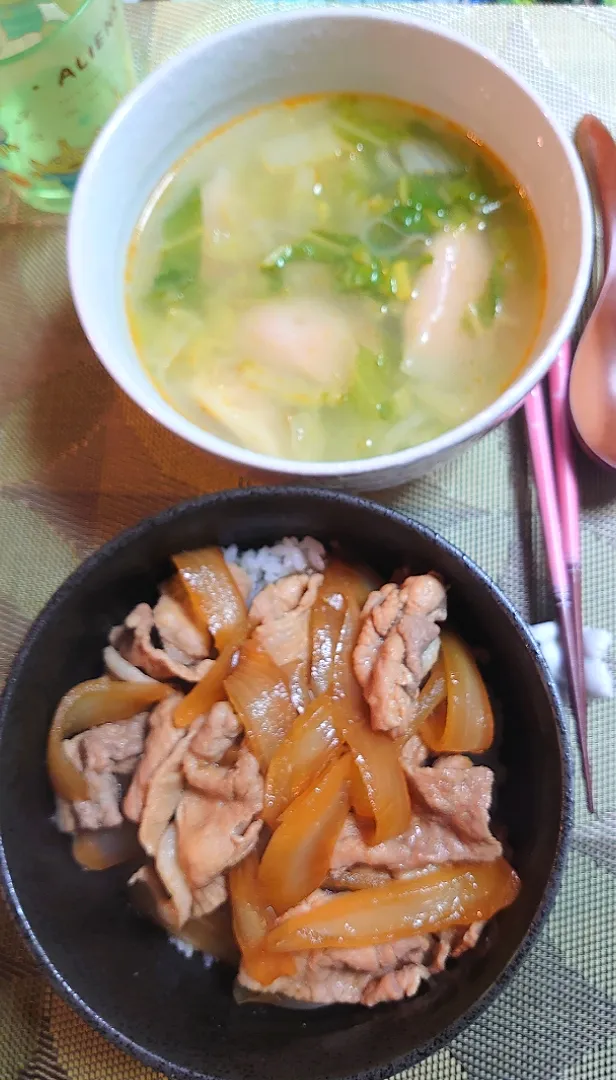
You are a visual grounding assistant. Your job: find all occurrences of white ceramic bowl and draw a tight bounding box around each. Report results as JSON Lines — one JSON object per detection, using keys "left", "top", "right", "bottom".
{"left": 68, "top": 9, "right": 593, "bottom": 491}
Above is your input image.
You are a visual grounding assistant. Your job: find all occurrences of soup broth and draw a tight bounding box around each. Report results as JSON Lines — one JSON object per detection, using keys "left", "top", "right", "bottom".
{"left": 126, "top": 95, "right": 546, "bottom": 461}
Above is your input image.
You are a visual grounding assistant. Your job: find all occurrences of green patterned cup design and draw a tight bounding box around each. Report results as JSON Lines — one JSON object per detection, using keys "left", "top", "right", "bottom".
{"left": 0, "top": 0, "right": 135, "bottom": 212}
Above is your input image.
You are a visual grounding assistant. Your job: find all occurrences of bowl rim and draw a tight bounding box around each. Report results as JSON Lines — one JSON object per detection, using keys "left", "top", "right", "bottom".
{"left": 0, "top": 486, "right": 572, "bottom": 1080}
{"left": 68, "top": 6, "right": 594, "bottom": 480}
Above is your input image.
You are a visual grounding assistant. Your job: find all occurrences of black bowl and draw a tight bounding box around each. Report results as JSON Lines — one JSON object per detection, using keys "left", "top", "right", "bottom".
{"left": 0, "top": 488, "right": 571, "bottom": 1080}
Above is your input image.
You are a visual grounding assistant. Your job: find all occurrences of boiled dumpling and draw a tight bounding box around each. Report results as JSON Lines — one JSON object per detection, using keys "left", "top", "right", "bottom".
{"left": 402, "top": 226, "right": 493, "bottom": 381}
{"left": 238, "top": 299, "right": 357, "bottom": 394}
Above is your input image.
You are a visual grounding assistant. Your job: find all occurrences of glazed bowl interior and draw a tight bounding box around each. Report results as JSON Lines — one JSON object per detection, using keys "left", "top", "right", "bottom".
{"left": 68, "top": 9, "right": 592, "bottom": 489}
{"left": 0, "top": 489, "right": 570, "bottom": 1080}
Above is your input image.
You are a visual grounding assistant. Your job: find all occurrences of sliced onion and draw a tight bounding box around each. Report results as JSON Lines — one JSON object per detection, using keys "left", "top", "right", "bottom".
{"left": 173, "top": 546, "right": 248, "bottom": 650}
{"left": 310, "top": 581, "right": 346, "bottom": 697}
{"left": 421, "top": 631, "right": 494, "bottom": 753}
{"left": 263, "top": 695, "right": 341, "bottom": 825}
{"left": 282, "top": 658, "right": 310, "bottom": 714}
{"left": 259, "top": 753, "right": 351, "bottom": 915}
{"left": 415, "top": 654, "right": 446, "bottom": 728}
{"left": 334, "top": 703, "right": 411, "bottom": 845}
{"left": 348, "top": 757, "right": 373, "bottom": 820}
{"left": 229, "top": 850, "right": 296, "bottom": 985}
{"left": 310, "top": 559, "right": 369, "bottom": 697}
{"left": 174, "top": 643, "right": 236, "bottom": 730}
{"left": 48, "top": 677, "right": 172, "bottom": 802}
{"left": 331, "top": 597, "right": 362, "bottom": 703}
{"left": 225, "top": 640, "right": 297, "bottom": 770}
{"left": 267, "top": 858, "right": 520, "bottom": 951}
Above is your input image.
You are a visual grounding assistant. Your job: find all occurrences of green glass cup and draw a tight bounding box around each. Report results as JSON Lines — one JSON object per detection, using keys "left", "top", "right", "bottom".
{"left": 0, "top": 0, "right": 135, "bottom": 212}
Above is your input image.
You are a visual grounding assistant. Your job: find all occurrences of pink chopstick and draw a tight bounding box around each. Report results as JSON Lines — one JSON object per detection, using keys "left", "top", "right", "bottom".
{"left": 548, "top": 342, "right": 587, "bottom": 746}
{"left": 524, "top": 365, "right": 594, "bottom": 813}
{"left": 524, "top": 384, "right": 571, "bottom": 602}
{"left": 548, "top": 343, "right": 580, "bottom": 572}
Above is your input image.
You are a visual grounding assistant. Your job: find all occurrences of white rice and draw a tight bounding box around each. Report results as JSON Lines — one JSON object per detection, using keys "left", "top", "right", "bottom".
{"left": 224, "top": 536, "right": 326, "bottom": 602}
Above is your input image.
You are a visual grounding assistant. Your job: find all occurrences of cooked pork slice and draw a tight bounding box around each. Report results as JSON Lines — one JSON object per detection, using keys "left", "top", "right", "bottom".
{"left": 250, "top": 573, "right": 321, "bottom": 625}
{"left": 156, "top": 822, "right": 193, "bottom": 928}
{"left": 137, "top": 724, "right": 198, "bottom": 857}
{"left": 330, "top": 814, "right": 499, "bottom": 875}
{"left": 176, "top": 791, "right": 262, "bottom": 889}
{"left": 429, "top": 932, "right": 454, "bottom": 974}
{"left": 192, "top": 875, "right": 228, "bottom": 917}
{"left": 361, "top": 962, "right": 430, "bottom": 1006}
{"left": 153, "top": 588, "right": 211, "bottom": 665}
{"left": 56, "top": 716, "right": 148, "bottom": 832}
{"left": 428, "top": 921, "right": 486, "bottom": 973}
{"left": 239, "top": 959, "right": 372, "bottom": 1005}
{"left": 78, "top": 714, "right": 148, "bottom": 774}
{"left": 183, "top": 744, "right": 263, "bottom": 802}
{"left": 353, "top": 575, "right": 447, "bottom": 738}
{"left": 67, "top": 771, "right": 123, "bottom": 831}
{"left": 189, "top": 701, "right": 241, "bottom": 763}
{"left": 332, "top": 754, "right": 501, "bottom": 872}
{"left": 407, "top": 755, "right": 501, "bottom": 850}
{"left": 326, "top": 937, "right": 432, "bottom": 974}
{"left": 253, "top": 613, "right": 311, "bottom": 670}
{"left": 399, "top": 734, "right": 430, "bottom": 773}
{"left": 176, "top": 748, "right": 263, "bottom": 889}
{"left": 128, "top": 699, "right": 246, "bottom": 859}
{"left": 124, "top": 694, "right": 184, "bottom": 823}
{"left": 110, "top": 602, "right": 214, "bottom": 683}
{"left": 61, "top": 737, "right": 123, "bottom": 830}
{"left": 452, "top": 921, "right": 485, "bottom": 957}
{"left": 250, "top": 573, "right": 323, "bottom": 668}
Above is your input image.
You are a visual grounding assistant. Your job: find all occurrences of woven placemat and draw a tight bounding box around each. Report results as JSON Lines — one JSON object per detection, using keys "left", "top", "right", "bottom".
{"left": 2, "top": 4, "right": 616, "bottom": 1078}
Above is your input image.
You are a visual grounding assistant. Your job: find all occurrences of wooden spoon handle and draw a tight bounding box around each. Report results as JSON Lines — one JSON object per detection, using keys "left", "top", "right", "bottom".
{"left": 576, "top": 114, "right": 616, "bottom": 275}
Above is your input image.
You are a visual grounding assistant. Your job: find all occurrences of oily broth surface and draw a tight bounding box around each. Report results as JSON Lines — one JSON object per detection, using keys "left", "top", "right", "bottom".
{"left": 126, "top": 94, "right": 546, "bottom": 462}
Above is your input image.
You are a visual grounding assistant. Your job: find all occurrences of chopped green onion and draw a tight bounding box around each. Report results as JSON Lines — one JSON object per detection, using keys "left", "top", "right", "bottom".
{"left": 261, "top": 225, "right": 432, "bottom": 303}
